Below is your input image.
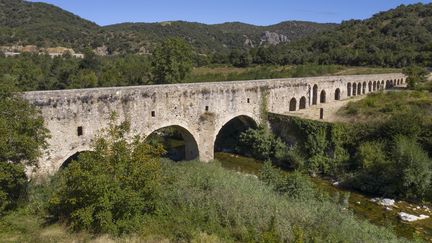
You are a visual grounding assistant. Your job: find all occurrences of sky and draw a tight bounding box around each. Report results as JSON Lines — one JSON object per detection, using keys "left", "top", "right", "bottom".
{"left": 30, "top": 0, "right": 431, "bottom": 26}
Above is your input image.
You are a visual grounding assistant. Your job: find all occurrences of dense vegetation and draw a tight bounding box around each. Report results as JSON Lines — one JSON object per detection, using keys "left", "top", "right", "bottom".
{"left": 0, "top": 116, "right": 408, "bottom": 242}
{"left": 0, "top": 0, "right": 333, "bottom": 54}
{"left": 238, "top": 91, "right": 432, "bottom": 202}
{"left": 0, "top": 83, "right": 48, "bottom": 214}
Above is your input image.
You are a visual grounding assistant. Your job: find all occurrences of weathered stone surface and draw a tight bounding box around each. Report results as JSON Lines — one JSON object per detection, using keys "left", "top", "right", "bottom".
{"left": 22, "top": 73, "right": 406, "bottom": 177}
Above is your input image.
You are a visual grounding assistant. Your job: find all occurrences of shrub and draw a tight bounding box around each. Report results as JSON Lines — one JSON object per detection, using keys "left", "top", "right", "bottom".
{"left": 49, "top": 117, "right": 165, "bottom": 235}
{"left": 0, "top": 163, "right": 27, "bottom": 213}
{"left": 239, "top": 127, "right": 286, "bottom": 160}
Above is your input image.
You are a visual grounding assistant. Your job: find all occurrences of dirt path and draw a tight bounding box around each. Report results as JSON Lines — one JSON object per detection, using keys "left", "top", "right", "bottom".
{"left": 283, "top": 96, "right": 366, "bottom": 123}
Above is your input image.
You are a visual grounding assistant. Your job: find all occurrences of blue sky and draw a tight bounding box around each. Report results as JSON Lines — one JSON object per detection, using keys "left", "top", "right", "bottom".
{"left": 31, "top": 0, "right": 431, "bottom": 26}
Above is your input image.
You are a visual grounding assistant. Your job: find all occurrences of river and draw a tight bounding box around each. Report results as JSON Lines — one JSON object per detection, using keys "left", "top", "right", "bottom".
{"left": 215, "top": 152, "right": 432, "bottom": 242}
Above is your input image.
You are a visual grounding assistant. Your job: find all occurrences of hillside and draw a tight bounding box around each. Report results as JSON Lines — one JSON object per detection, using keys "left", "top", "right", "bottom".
{"left": 0, "top": 0, "right": 335, "bottom": 54}
{"left": 274, "top": 3, "right": 432, "bottom": 67}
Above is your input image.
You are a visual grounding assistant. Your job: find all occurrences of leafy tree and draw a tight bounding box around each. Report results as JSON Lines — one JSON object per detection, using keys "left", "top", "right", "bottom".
{"left": 0, "top": 81, "right": 48, "bottom": 214}
{"left": 239, "top": 127, "right": 286, "bottom": 160}
{"left": 392, "top": 135, "right": 432, "bottom": 200}
{"left": 151, "top": 38, "right": 192, "bottom": 84}
{"left": 403, "top": 65, "right": 428, "bottom": 89}
{"left": 49, "top": 115, "right": 165, "bottom": 234}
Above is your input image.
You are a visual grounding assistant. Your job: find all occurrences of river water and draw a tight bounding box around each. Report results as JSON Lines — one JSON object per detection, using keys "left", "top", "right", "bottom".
{"left": 215, "top": 152, "right": 432, "bottom": 242}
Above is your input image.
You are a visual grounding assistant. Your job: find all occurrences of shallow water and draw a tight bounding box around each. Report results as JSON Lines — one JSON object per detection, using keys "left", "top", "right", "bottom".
{"left": 215, "top": 152, "right": 432, "bottom": 242}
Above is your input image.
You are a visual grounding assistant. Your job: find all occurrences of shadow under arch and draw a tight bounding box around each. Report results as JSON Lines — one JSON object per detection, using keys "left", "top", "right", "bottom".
{"left": 60, "top": 149, "right": 94, "bottom": 170}
{"left": 214, "top": 115, "right": 258, "bottom": 154}
{"left": 145, "top": 125, "right": 199, "bottom": 161}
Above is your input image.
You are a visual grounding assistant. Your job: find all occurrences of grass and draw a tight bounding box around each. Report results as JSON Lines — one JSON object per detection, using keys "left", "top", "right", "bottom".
{"left": 0, "top": 160, "right": 409, "bottom": 242}
{"left": 339, "top": 90, "right": 432, "bottom": 122}
{"left": 185, "top": 65, "right": 401, "bottom": 83}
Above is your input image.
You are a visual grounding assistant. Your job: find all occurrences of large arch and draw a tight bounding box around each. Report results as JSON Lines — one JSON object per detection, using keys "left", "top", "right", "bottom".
{"left": 289, "top": 97, "right": 297, "bottom": 111}
{"left": 334, "top": 88, "right": 341, "bottom": 100}
{"left": 312, "top": 85, "right": 318, "bottom": 105}
{"left": 145, "top": 125, "right": 199, "bottom": 161}
{"left": 299, "top": 96, "right": 307, "bottom": 109}
{"left": 214, "top": 115, "right": 258, "bottom": 154}
{"left": 58, "top": 147, "right": 93, "bottom": 172}
{"left": 320, "top": 90, "right": 326, "bottom": 103}
{"left": 347, "top": 83, "right": 352, "bottom": 97}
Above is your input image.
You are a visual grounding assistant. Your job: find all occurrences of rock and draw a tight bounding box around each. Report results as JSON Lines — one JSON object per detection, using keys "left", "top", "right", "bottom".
{"left": 356, "top": 201, "right": 361, "bottom": 205}
{"left": 332, "top": 181, "right": 340, "bottom": 186}
{"left": 385, "top": 207, "right": 393, "bottom": 211}
{"left": 371, "top": 198, "right": 395, "bottom": 207}
{"left": 260, "top": 31, "right": 290, "bottom": 46}
{"left": 399, "top": 212, "right": 430, "bottom": 222}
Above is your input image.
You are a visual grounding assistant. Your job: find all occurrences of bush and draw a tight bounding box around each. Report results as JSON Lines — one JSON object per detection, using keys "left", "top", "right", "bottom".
{"left": 49, "top": 117, "right": 165, "bottom": 235}
{"left": 239, "top": 127, "right": 286, "bottom": 160}
{"left": 0, "top": 163, "right": 27, "bottom": 213}
{"left": 392, "top": 135, "right": 432, "bottom": 200}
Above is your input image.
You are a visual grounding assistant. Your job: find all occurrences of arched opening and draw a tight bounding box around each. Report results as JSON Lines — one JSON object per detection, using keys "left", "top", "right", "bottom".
{"left": 357, "top": 83, "right": 362, "bottom": 95}
{"left": 362, "top": 82, "right": 366, "bottom": 94}
{"left": 386, "top": 80, "right": 390, "bottom": 89}
{"left": 373, "top": 81, "right": 377, "bottom": 91}
{"left": 320, "top": 90, "right": 326, "bottom": 103}
{"left": 299, "top": 96, "right": 306, "bottom": 109}
{"left": 146, "top": 125, "right": 199, "bottom": 161}
{"left": 368, "top": 81, "right": 372, "bottom": 92}
{"left": 352, "top": 83, "right": 357, "bottom": 96}
{"left": 289, "top": 97, "right": 297, "bottom": 111}
{"left": 334, "top": 88, "right": 341, "bottom": 100}
{"left": 214, "top": 115, "right": 258, "bottom": 154}
{"left": 347, "top": 83, "right": 352, "bottom": 97}
{"left": 312, "top": 85, "right": 318, "bottom": 105}
{"left": 61, "top": 150, "right": 94, "bottom": 170}
{"left": 381, "top": 81, "right": 384, "bottom": 90}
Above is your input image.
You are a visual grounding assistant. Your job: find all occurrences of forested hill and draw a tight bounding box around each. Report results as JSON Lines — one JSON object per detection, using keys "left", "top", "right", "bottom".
{"left": 274, "top": 3, "right": 432, "bottom": 67}
{"left": 0, "top": 0, "right": 335, "bottom": 54}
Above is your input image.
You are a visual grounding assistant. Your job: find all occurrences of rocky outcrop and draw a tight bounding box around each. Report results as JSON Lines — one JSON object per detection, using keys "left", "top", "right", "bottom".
{"left": 260, "top": 31, "right": 290, "bottom": 46}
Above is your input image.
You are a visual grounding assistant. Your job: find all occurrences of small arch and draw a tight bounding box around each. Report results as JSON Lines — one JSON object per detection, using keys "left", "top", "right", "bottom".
{"left": 320, "top": 90, "right": 326, "bottom": 103}
{"left": 357, "top": 83, "right": 362, "bottom": 95}
{"left": 146, "top": 125, "right": 199, "bottom": 161}
{"left": 381, "top": 80, "right": 384, "bottom": 90}
{"left": 299, "top": 96, "right": 307, "bottom": 109}
{"left": 289, "top": 97, "right": 297, "bottom": 111}
{"left": 312, "top": 85, "right": 318, "bottom": 105}
{"left": 347, "top": 83, "right": 352, "bottom": 97}
{"left": 352, "top": 83, "right": 357, "bottom": 96}
{"left": 373, "top": 81, "right": 377, "bottom": 91}
{"left": 362, "top": 82, "right": 366, "bottom": 94}
{"left": 334, "top": 88, "right": 341, "bottom": 100}
{"left": 368, "top": 81, "right": 372, "bottom": 92}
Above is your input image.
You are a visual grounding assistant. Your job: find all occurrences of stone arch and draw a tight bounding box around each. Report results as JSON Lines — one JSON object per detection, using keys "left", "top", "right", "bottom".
{"left": 362, "top": 82, "right": 367, "bottom": 94}
{"left": 352, "top": 83, "right": 357, "bottom": 96}
{"left": 299, "top": 96, "right": 307, "bottom": 109}
{"left": 334, "top": 88, "right": 341, "bottom": 100}
{"left": 373, "top": 81, "right": 377, "bottom": 91}
{"left": 214, "top": 115, "right": 258, "bottom": 154}
{"left": 312, "top": 85, "right": 318, "bottom": 105}
{"left": 381, "top": 80, "right": 384, "bottom": 90}
{"left": 320, "top": 90, "right": 326, "bottom": 103}
{"left": 368, "top": 81, "right": 372, "bottom": 92}
{"left": 385, "top": 80, "right": 390, "bottom": 89}
{"left": 58, "top": 147, "right": 93, "bottom": 172}
{"left": 347, "top": 83, "right": 352, "bottom": 97}
{"left": 289, "top": 97, "right": 297, "bottom": 111}
{"left": 146, "top": 124, "right": 199, "bottom": 161}
{"left": 357, "top": 83, "right": 362, "bottom": 95}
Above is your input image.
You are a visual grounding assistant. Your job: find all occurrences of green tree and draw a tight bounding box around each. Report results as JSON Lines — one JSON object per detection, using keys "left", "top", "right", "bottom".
{"left": 403, "top": 65, "right": 428, "bottom": 89}
{"left": 0, "top": 82, "right": 49, "bottom": 214}
{"left": 49, "top": 115, "right": 165, "bottom": 234}
{"left": 151, "top": 38, "right": 193, "bottom": 84}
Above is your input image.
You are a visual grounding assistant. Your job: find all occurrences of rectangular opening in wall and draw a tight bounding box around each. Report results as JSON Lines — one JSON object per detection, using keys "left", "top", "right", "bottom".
{"left": 247, "top": 98, "right": 250, "bottom": 103}
{"left": 205, "top": 106, "right": 209, "bottom": 111}
{"left": 151, "top": 111, "right": 155, "bottom": 117}
{"left": 77, "top": 126, "right": 83, "bottom": 136}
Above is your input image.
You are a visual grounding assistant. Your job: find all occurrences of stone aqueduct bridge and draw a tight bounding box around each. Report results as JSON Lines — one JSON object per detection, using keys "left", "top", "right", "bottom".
{"left": 23, "top": 73, "right": 405, "bottom": 175}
